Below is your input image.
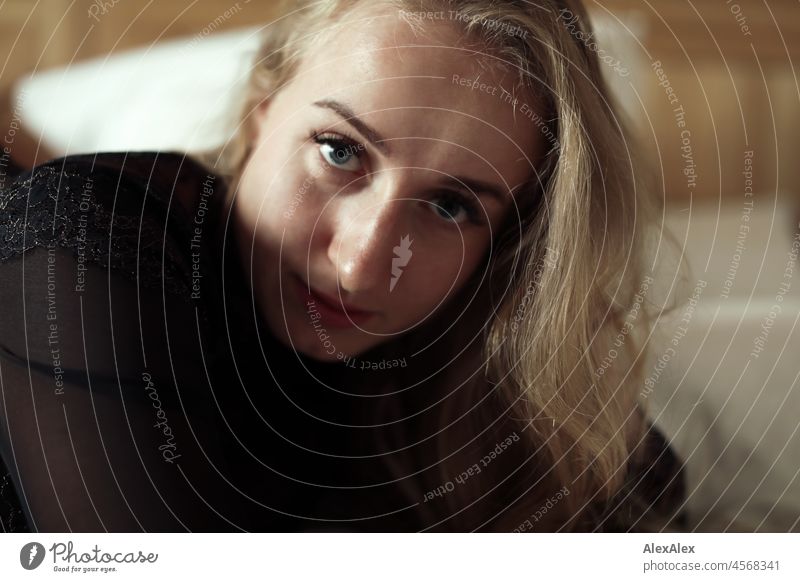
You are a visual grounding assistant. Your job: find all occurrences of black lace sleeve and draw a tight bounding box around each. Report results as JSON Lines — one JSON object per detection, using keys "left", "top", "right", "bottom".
{"left": 0, "top": 154, "right": 199, "bottom": 298}
{"left": 0, "top": 154, "right": 249, "bottom": 532}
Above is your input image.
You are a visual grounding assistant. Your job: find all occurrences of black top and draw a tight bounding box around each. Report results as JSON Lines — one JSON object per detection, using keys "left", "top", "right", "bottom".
{"left": 0, "top": 152, "right": 426, "bottom": 532}
{"left": 0, "top": 152, "right": 687, "bottom": 532}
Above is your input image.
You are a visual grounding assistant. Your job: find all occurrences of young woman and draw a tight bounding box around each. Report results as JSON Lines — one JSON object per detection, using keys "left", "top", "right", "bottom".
{"left": 0, "top": 0, "right": 686, "bottom": 532}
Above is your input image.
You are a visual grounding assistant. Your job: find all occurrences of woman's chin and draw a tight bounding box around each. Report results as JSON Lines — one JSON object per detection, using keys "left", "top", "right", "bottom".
{"left": 298, "top": 346, "right": 347, "bottom": 363}
{"left": 270, "top": 323, "right": 370, "bottom": 363}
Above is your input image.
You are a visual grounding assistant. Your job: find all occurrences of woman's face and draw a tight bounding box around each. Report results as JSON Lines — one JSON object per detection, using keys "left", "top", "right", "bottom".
{"left": 234, "top": 6, "right": 541, "bottom": 362}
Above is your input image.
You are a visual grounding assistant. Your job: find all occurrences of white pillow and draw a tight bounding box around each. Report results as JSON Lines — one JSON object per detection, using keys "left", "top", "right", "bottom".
{"left": 12, "top": 26, "right": 263, "bottom": 155}
{"left": 652, "top": 199, "right": 800, "bottom": 531}
{"left": 12, "top": 12, "right": 647, "bottom": 158}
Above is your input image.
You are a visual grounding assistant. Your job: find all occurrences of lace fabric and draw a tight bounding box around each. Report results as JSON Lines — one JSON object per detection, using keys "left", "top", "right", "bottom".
{"left": 0, "top": 154, "right": 200, "bottom": 302}
{"left": 0, "top": 470, "right": 27, "bottom": 532}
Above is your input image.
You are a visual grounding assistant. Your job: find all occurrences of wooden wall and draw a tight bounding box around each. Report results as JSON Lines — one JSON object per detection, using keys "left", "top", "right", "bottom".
{"left": 593, "top": 0, "right": 800, "bottom": 206}
{"left": 0, "top": 0, "right": 283, "bottom": 87}
{"left": 0, "top": 0, "right": 797, "bottom": 206}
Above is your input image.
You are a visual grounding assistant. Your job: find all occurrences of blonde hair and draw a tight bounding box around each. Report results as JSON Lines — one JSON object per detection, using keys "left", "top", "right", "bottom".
{"left": 195, "top": 0, "right": 685, "bottom": 532}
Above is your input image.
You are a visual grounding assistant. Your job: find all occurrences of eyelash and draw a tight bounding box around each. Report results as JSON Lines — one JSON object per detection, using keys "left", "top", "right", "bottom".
{"left": 307, "top": 128, "right": 485, "bottom": 226}
{"left": 432, "top": 190, "right": 485, "bottom": 225}
{"left": 308, "top": 128, "right": 365, "bottom": 170}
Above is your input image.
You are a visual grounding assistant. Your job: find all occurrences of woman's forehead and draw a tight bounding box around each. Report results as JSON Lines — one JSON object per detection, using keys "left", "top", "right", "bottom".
{"left": 292, "top": 11, "right": 542, "bottom": 183}
{"left": 308, "top": 3, "right": 516, "bottom": 88}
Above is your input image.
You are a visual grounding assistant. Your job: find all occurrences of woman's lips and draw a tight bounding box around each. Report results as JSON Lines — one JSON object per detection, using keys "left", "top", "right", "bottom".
{"left": 292, "top": 274, "right": 375, "bottom": 328}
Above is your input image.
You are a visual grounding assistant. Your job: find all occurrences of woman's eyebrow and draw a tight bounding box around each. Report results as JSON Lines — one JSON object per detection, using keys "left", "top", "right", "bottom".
{"left": 313, "top": 99, "right": 391, "bottom": 155}
{"left": 439, "top": 175, "right": 508, "bottom": 204}
{"left": 313, "top": 98, "right": 511, "bottom": 203}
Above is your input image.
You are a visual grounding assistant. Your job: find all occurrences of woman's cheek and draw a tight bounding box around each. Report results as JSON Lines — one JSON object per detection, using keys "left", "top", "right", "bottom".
{"left": 403, "top": 257, "right": 457, "bottom": 303}
{"left": 278, "top": 153, "right": 329, "bottom": 219}
{"left": 424, "top": 241, "right": 486, "bottom": 300}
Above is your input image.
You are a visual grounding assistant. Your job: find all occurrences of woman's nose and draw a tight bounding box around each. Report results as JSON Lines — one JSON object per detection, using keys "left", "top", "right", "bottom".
{"left": 327, "top": 197, "right": 412, "bottom": 295}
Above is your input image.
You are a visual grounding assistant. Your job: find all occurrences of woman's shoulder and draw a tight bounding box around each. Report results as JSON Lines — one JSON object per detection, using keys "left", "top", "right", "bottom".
{"left": 0, "top": 151, "right": 222, "bottom": 297}
{"left": 0, "top": 150, "right": 216, "bottom": 227}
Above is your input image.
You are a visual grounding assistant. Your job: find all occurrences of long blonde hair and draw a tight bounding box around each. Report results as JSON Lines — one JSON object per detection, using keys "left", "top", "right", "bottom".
{"left": 195, "top": 0, "right": 684, "bottom": 532}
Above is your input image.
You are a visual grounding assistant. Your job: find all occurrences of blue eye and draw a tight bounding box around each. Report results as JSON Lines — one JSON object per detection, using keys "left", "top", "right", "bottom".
{"left": 431, "top": 191, "right": 485, "bottom": 225}
{"left": 312, "top": 133, "right": 364, "bottom": 172}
